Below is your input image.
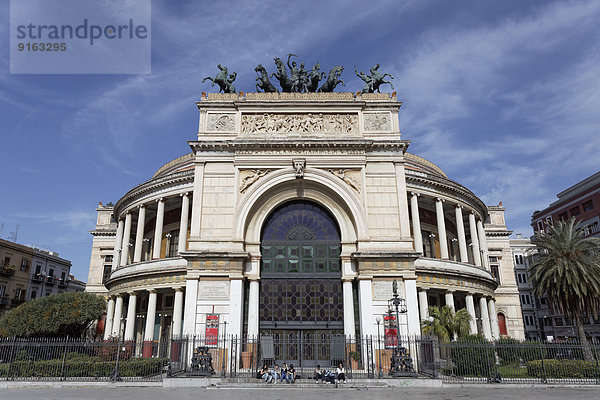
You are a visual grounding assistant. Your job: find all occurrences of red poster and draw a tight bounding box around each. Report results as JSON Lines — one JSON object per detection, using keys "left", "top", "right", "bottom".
{"left": 384, "top": 314, "right": 398, "bottom": 348}
{"left": 205, "top": 314, "right": 219, "bottom": 346}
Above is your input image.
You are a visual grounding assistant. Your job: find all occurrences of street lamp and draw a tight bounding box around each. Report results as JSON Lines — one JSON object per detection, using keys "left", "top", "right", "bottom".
{"left": 376, "top": 316, "right": 382, "bottom": 378}
{"left": 387, "top": 280, "right": 413, "bottom": 377}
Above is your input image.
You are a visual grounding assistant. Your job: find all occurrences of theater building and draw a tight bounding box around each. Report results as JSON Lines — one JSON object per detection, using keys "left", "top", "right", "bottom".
{"left": 86, "top": 92, "right": 524, "bottom": 347}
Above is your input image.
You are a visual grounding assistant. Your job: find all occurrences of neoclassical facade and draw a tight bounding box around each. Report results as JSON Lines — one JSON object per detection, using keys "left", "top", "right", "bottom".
{"left": 87, "top": 92, "right": 524, "bottom": 346}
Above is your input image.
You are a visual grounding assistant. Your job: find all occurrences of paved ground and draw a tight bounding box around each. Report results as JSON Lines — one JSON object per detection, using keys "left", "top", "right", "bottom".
{"left": 1, "top": 387, "right": 600, "bottom": 400}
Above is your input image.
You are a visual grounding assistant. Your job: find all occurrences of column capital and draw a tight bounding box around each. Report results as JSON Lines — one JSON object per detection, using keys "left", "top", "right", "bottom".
{"left": 455, "top": 204, "right": 463, "bottom": 209}
{"left": 436, "top": 197, "right": 445, "bottom": 203}
{"left": 147, "top": 289, "right": 156, "bottom": 294}
{"left": 156, "top": 197, "right": 164, "bottom": 203}
{"left": 418, "top": 287, "right": 429, "bottom": 292}
{"left": 138, "top": 204, "right": 145, "bottom": 210}
{"left": 180, "top": 192, "right": 190, "bottom": 197}
{"left": 174, "top": 287, "right": 185, "bottom": 292}
{"left": 410, "top": 191, "right": 421, "bottom": 197}
{"left": 446, "top": 289, "right": 455, "bottom": 294}
{"left": 127, "top": 290, "right": 138, "bottom": 296}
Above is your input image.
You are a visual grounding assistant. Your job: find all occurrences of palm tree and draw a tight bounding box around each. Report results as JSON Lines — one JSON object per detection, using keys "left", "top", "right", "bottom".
{"left": 528, "top": 217, "right": 600, "bottom": 361}
{"left": 421, "top": 305, "right": 472, "bottom": 342}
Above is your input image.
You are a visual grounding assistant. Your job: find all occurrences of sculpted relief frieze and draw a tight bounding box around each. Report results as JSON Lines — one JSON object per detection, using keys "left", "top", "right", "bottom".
{"left": 363, "top": 112, "right": 392, "bottom": 132}
{"left": 239, "top": 169, "right": 271, "bottom": 193}
{"left": 207, "top": 113, "right": 236, "bottom": 132}
{"left": 241, "top": 113, "right": 358, "bottom": 136}
{"left": 328, "top": 168, "right": 361, "bottom": 193}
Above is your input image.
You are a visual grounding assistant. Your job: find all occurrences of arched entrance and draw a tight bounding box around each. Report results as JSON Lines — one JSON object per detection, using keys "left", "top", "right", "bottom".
{"left": 259, "top": 200, "right": 343, "bottom": 366}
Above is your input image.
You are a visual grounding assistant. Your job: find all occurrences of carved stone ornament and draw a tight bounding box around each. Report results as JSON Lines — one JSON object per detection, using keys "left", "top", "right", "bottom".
{"left": 363, "top": 112, "right": 391, "bottom": 132}
{"left": 328, "top": 169, "right": 361, "bottom": 193}
{"left": 293, "top": 159, "right": 306, "bottom": 179}
{"left": 241, "top": 113, "right": 358, "bottom": 135}
{"left": 207, "top": 113, "right": 235, "bottom": 132}
{"left": 239, "top": 169, "right": 271, "bottom": 193}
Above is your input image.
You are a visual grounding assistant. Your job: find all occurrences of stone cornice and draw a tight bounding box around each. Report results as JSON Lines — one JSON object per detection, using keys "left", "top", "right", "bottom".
{"left": 188, "top": 138, "right": 410, "bottom": 153}
{"left": 406, "top": 171, "right": 488, "bottom": 219}
{"left": 114, "top": 170, "right": 194, "bottom": 218}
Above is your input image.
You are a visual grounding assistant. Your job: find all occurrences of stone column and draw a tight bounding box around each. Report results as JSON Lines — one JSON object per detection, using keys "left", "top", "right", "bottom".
{"left": 172, "top": 288, "right": 184, "bottom": 338}
{"left": 435, "top": 198, "right": 449, "bottom": 259}
{"left": 152, "top": 198, "right": 165, "bottom": 259}
{"left": 124, "top": 292, "right": 137, "bottom": 341}
{"left": 488, "top": 299, "right": 500, "bottom": 339}
{"left": 144, "top": 290, "right": 157, "bottom": 341}
{"left": 104, "top": 297, "right": 115, "bottom": 340}
{"left": 445, "top": 291, "right": 455, "bottom": 312}
{"left": 477, "top": 219, "right": 489, "bottom": 270}
{"left": 410, "top": 192, "right": 423, "bottom": 253}
{"left": 418, "top": 289, "right": 429, "bottom": 321}
{"left": 133, "top": 205, "right": 146, "bottom": 263}
{"left": 468, "top": 212, "right": 482, "bottom": 267}
{"left": 112, "top": 295, "right": 124, "bottom": 337}
{"left": 247, "top": 279, "right": 260, "bottom": 338}
{"left": 183, "top": 278, "right": 199, "bottom": 335}
{"left": 120, "top": 212, "right": 132, "bottom": 266}
{"left": 404, "top": 279, "right": 421, "bottom": 336}
{"left": 343, "top": 280, "right": 356, "bottom": 337}
{"left": 178, "top": 193, "right": 190, "bottom": 255}
{"left": 479, "top": 297, "right": 492, "bottom": 340}
{"left": 112, "top": 219, "right": 124, "bottom": 271}
{"left": 229, "top": 279, "right": 244, "bottom": 338}
{"left": 190, "top": 161, "right": 206, "bottom": 238}
{"left": 394, "top": 161, "right": 412, "bottom": 240}
{"left": 455, "top": 205, "right": 469, "bottom": 263}
{"left": 358, "top": 279, "right": 375, "bottom": 338}
{"left": 465, "top": 294, "right": 477, "bottom": 335}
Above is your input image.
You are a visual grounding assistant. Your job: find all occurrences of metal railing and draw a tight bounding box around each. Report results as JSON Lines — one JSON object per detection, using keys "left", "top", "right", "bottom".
{"left": 1, "top": 335, "right": 599, "bottom": 383}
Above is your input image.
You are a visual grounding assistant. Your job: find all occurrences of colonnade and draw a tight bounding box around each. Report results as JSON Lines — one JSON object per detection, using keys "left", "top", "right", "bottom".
{"left": 103, "top": 287, "right": 185, "bottom": 340}
{"left": 111, "top": 193, "right": 191, "bottom": 270}
{"left": 409, "top": 192, "right": 489, "bottom": 269}
{"left": 417, "top": 287, "right": 500, "bottom": 340}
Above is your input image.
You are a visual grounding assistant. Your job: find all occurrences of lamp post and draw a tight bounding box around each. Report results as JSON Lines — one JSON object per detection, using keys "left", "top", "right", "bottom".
{"left": 387, "top": 280, "right": 413, "bottom": 376}
{"left": 376, "top": 316, "right": 382, "bottom": 378}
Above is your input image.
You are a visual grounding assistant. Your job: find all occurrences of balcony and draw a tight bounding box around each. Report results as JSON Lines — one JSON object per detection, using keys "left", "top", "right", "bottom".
{"left": 0, "top": 265, "right": 16, "bottom": 277}
{"left": 58, "top": 279, "right": 68, "bottom": 288}
{"left": 46, "top": 276, "right": 57, "bottom": 285}
{"left": 0, "top": 296, "right": 9, "bottom": 307}
{"left": 32, "top": 273, "right": 43, "bottom": 283}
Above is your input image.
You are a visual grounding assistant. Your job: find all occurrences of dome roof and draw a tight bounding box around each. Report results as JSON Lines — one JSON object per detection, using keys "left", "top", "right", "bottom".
{"left": 404, "top": 153, "right": 447, "bottom": 178}
{"left": 152, "top": 153, "right": 194, "bottom": 179}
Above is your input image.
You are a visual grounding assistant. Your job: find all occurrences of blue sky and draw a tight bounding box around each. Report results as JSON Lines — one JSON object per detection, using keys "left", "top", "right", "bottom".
{"left": 1, "top": 0, "right": 599, "bottom": 282}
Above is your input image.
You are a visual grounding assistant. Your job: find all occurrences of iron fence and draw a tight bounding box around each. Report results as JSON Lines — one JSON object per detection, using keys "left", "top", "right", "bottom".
{"left": 438, "top": 337, "right": 600, "bottom": 384}
{"left": 1, "top": 335, "right": 599, "bottom": 383}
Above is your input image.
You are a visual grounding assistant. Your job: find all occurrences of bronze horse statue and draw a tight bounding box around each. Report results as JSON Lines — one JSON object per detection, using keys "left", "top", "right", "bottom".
{"left": 271, "top": 57, "right": 294, "bottom": 92}
{"left": 357, "top": 63, "right": 394, "bottom": 93}
{"left": 307, "top": 62, "right": 326, "bottom": 92}
{"left": 254, "top": 64, "right": 278, "bottom": 93}
{"left": 318, "top": 65, "right": 345, "bottom": 93}
{"left": 202, "top": 64, "right": 237, "bottom": 93}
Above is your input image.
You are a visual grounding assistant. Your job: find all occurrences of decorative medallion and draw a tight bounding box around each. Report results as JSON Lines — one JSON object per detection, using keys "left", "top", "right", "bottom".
{"left": 363, "top": 112, "right": 392, "bottom": 132}
{"left": 207, "top": 113, "right": 235, "bottom": 132}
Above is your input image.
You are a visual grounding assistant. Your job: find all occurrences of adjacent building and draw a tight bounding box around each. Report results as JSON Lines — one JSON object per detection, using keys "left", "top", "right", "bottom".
{"left": 531, "top": 171, "right": 600, "bottom": 237}
{"left": 525, "top": 171, "right": 600, "bottom": 342}
{"left": 87, "top": 91, "right": 525, "bottom": 354}
{"left": 0, "top": 238, "right": 84, "bottom": 316}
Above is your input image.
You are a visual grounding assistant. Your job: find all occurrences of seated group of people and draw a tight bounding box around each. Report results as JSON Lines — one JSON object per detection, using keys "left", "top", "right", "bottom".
{"left": 260, "top": 363, "right": 296, "bottom": 383}
{"left": 314, "top": 363, "right": 346, "bottom": 387}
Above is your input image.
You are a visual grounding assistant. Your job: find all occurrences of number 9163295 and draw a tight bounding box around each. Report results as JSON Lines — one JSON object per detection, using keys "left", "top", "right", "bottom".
{"left": 17, "top": 42, "right": 67, "bottom": 51}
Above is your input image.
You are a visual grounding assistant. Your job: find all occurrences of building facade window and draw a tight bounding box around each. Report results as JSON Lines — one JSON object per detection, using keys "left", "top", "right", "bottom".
{"left": 30, "top": 290, "right": 37, "bottom": 299}
{"left": 570, "top": 206, "right": 581, "bottom": 217}
{"left": 583, "top": 200, "right": 594, "bottom": 212}
{"left": 558, "top": 211, "right": 568, "bottom": 221}
{"left": 20, "top": 259, "right": 29, "bottom": 271}
{"left": 490, "top": 265, "right": 500, "bottom": 284}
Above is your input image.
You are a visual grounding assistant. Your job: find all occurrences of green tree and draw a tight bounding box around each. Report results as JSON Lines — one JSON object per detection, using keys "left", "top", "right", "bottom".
{"left": 0, "top": 292, "right": 106, "bottom": 338}
{"left": 528, "top": 217, "right": 600, "bottom": 361}
{"left": 421, "top": 305, "right": 472, "bottom": 342}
